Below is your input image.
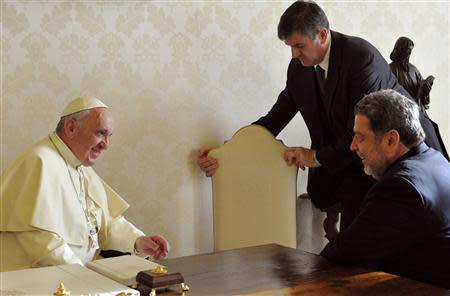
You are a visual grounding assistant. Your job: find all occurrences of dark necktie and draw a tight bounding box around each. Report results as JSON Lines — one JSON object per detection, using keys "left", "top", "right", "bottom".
{"left": 315, "top": 65, "right": 327, "bottom": 103}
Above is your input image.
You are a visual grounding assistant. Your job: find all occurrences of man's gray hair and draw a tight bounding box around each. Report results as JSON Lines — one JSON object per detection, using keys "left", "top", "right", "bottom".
{"left": 278, "top": 0, "right": 329, "bottom": 40}
{"left": 55, "top": 109, "right": 90, "bottom": 133}
{"left": 354, "top": 89, "right": 425, "bottom": 148}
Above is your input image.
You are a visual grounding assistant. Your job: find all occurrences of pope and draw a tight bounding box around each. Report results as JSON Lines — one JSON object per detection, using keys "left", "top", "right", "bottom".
{"left": 1, "top": 97, "right": 170, "bottom": 271}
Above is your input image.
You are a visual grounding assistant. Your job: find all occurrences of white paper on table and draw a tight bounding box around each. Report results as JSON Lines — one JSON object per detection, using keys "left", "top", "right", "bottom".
{"left": 0, "top": 264, "right": 139, "bottom": 296}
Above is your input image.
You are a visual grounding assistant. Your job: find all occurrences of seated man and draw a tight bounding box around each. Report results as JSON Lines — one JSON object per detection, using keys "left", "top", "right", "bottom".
{"left": 1, "top": 97, "right": 169, "bottom": 271}
{"left": 321, "top": 90, "right": 450, "bottom": 288}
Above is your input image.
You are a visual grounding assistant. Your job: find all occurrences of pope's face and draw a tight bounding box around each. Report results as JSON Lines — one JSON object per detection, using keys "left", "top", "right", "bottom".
{"left": 284, "top": 30, "right": 326, "bottom": 67}
{"left": 70, "top": 108, "right": 113, "bottom": 166}
{"left": 350, "top": 115, "right": 389, "bottom": 180}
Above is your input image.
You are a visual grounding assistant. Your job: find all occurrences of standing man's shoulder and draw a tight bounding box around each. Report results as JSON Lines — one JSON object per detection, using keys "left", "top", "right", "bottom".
{"left": 334, "top": 31, "right": 376, "bottom": 51}
{"left": 332, "top": 31, "right": 381, "bottom": 62}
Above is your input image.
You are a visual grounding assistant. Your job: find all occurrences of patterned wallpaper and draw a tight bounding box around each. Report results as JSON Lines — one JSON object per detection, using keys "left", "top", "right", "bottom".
{"left": 2, "top": 1, "right": 448, "bottom": 257}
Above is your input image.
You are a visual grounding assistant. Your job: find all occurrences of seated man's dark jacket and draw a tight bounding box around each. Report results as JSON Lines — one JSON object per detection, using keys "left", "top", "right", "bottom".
{"left": 321, "top": 143, "right": 450, "bottom": 288}
{"left": 254, "top": 31, "right": 448, "bottom": 217}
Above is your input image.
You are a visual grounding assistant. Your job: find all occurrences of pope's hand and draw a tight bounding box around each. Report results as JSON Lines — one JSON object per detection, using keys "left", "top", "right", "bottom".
{"left": 197, "top": 148, "right": 219, "bottom": 177}
{"left": 134, "top": 235, "right": 170, "bottom": 260}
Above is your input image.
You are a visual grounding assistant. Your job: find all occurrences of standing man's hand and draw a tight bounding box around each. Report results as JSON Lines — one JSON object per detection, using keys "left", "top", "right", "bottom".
{"left": 284, "top": 147, "right": 321, "bottom": 170}
{"left": 134, "top": 235, "right": 170, "bottom": 260}
{"left": 197, "top": 148, "right": 219, "bottom": 177}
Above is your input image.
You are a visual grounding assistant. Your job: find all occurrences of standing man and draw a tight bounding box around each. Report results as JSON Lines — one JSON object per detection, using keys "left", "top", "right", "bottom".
{"left": 198, "top": 0, "right": 447, "bottom": 231}
{"left": 1, "top": 97, "right": 169, "bottom": 271}
{"left": 321, "top": 90, "right": 450, "bottom": 289}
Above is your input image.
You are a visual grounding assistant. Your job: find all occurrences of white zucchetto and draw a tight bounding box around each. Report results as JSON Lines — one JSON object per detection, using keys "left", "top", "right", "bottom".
{"left": 61, "top": 97, "right": 108, "bottom": 117}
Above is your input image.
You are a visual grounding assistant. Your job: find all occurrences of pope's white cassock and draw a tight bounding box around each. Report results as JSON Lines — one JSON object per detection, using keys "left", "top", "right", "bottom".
{"left": 1, "top": 132, "right": 145, "bottom": 272}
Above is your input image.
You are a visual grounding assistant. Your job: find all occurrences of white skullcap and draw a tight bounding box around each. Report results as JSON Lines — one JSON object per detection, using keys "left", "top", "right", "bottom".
{"left": 61, "top": 96, "right": 108, "bottom": 117}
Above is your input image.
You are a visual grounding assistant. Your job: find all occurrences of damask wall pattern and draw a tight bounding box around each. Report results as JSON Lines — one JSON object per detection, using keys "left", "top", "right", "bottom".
{"left": 2, "top": 1, "right": 449, "bottom": 257}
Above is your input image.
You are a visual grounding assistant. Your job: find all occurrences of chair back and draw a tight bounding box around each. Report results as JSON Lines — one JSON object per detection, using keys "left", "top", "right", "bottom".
{"left": 209, "top": 125, "right": 298, "bottom": 251}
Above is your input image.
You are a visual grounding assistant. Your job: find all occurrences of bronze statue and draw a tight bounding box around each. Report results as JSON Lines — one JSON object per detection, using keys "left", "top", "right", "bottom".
{"left": 389, "top": 36, "right": 434, "bottom": 110}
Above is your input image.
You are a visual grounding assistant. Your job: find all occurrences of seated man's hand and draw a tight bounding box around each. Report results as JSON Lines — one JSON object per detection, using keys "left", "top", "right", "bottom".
{"left": 284, "top": 147, "right": 320, "bottom": 169}
{"left": 197, "top": 148, "right": 219, "bottom": 177}
{"left": 135, "top": 235, "right": 170, "bottom": 260}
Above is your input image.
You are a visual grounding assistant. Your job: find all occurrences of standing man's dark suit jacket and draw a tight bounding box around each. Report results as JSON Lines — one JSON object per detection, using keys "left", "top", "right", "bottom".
{"left": 321, "top": 143, "right": 450, "bottom": 289}
{"left": 254, "top": 31, "right": 447, "bottom": 228}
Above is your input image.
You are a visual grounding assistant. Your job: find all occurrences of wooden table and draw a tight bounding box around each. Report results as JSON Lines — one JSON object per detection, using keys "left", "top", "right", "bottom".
{"left": 149, "top": 244, "right": 448, "bottom": 296}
